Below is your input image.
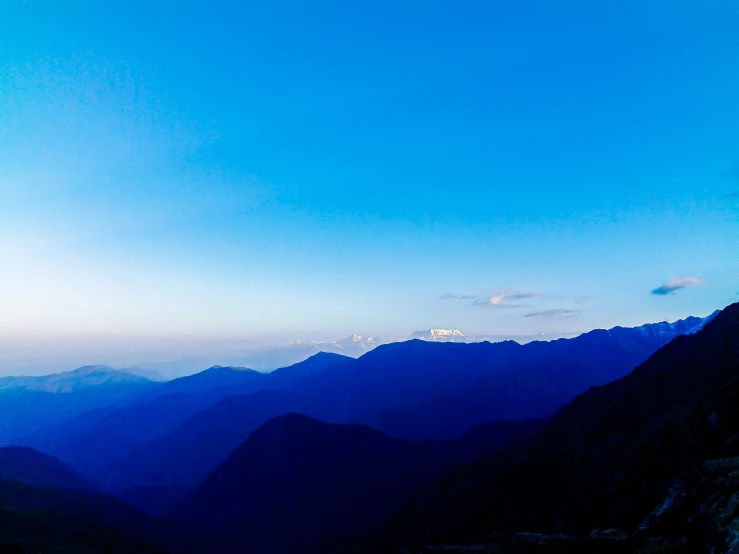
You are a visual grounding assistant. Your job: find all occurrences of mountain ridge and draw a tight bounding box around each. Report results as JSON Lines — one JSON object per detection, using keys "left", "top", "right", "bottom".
{"left": 0, "top": 446, "right": 98, "bottom": 491}
{"left": 62, "top": 310, "right": 719, "bottom": 496}
{"left": 385, "top": 302, "right": 739, "bottom": 547}
{"left": 169, "top": 412, "right": 542, "bottom": 552}
{"left": 0, "top": 365, "right": 156, "bottom": 393}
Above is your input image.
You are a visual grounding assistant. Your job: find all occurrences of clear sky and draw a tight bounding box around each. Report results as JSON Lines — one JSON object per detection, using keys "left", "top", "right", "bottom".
{"left": 1, "top": 1, "right": 738, "bottom": 356}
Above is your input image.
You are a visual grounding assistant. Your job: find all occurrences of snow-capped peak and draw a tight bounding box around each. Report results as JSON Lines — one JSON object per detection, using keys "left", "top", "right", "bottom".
{"left": 636, "top": 310, "right": 720, "bottom": 340}
{"left": 409, "top": 328, "right": 465, "bottom": 340}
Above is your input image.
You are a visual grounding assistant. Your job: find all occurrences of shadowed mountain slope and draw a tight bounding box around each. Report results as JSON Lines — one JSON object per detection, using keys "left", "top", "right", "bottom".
{"left": 169, "top": 414, "right": 452, "bottom": 552}
{"left": 0, "top": 475, "right": 206, "bottom": 553}
{"left": 386, "top": 302, "right": 739, "bottom": 547}
{"left": 0, "top": 446, "right": 97, "bottom": 491}
{"left": 16, "top": 356, "right": 353, "bottom": 486}
{"left": 0, "top": 506, "right": 167, "bottom": 554}
{"left": 0, "top": 382, "right": 159, "bottom": 446}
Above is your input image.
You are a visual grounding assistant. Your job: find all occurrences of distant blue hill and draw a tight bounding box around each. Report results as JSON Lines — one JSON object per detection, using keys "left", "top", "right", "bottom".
{"left": 0, "top": 382, "right": 160, "bottom": 446}
{"left": 0, "top": 365, "right": 156, "bottom": 393}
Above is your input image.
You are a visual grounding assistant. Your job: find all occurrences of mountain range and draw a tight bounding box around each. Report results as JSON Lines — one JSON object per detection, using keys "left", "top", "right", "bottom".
{"left": 8, "top": 312, "right": 716, "bottom": 510}
{"left": 0, "top": 307, "right": 733, "bottom": 553}
{"left": 385, "top": 303, "right": 739, "bottom": 549}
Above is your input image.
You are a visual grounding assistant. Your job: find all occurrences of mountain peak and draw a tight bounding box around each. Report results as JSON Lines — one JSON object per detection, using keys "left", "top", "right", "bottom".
{"left": 0, "top": 365, "right": 155, "bottom": 393}
{"left": 205, "top": 365, "right": 251, "bottom": 372}
{"left": 409, "top": 328, "right": 465, "bottom": 340}
{"left": 69, "top": 365, "right": 114, "bottom": 375}
{"left": 634, "top": 309, "right": 720, "bottom": 340}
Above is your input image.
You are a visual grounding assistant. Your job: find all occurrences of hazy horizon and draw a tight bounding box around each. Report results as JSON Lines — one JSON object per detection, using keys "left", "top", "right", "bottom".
{"left": 2, "top": 1, "right": 738, "bottom": 374}
{"left": 0, "top": 306, "right": 723, "bottom": 377}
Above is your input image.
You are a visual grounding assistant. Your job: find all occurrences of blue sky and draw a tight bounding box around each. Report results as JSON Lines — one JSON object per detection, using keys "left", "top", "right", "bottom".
{"left": 1, "top": 0, "right": 738, "bottom": 349}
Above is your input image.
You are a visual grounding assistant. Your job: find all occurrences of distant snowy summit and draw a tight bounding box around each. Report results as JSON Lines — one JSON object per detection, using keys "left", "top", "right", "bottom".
{"left": 289, "top": 334, "right": 396, "bottom": 352}
{"left": 234, "top": 311, "right": 722, "bottom": 372}
{"left": 335, "top": 334, "right": 391, "bottom": 350}
{"left": 409, "top": 328, "right": 465, "bottom": 341}
{"left": 634, "top": 309, "right": 720, "bottom": 340}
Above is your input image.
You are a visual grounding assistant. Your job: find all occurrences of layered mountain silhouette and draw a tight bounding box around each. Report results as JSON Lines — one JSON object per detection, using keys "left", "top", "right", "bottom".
{"left": 0, "top": 306, "right": 733, "bottom": 553}
{"left": 352, "top": 313, "right": 718, "bottom": 439}
{"left": 15, "top": 364, "right": 273, "bottom": 482}
{"left": 82, "top": 313, "right": 717, "bottom": 497}
{"left": 0, "top": 365, "right": 169, "bottom": 445}
{"left": 16, "top": 357, "right": 354, "bottom": 485}
{"left": 385, "top": 302, "right": 739, "bottom": 547}
{"left": 0, "top": 475, "right": 207, "bottom": 553}
{"left": 165, "top": 305, "right": 735, "bottom": 552}
{"left": 0, "top": 306, "right": 728, "bottom": 552}
{"left": 0, "top": 448, "right": 207, "bottom": 553}
{"left": 0, "top": 381, "right": 159, "bottom": 445}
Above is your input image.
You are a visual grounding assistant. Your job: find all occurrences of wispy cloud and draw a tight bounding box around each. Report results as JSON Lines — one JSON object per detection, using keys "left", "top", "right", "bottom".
{"left": 439, "top": 293, "right": 486, "bottom": 301}
{"left": 472, "top": 291, "right": 549, "bottom": 308}
{"left": 723, "top": 191, "right": 739, "bottom": 199}
{"left": 441, "top": 289, "right": 548, "bottom": 309}
{"left": 441, "top": 288, "right": 592, "bottom": 310}
{"left": 651, "top": 277, "right": 704, "bottom": 296}
{"left": 523, "top": 309, "right": 582, "bottom": 318}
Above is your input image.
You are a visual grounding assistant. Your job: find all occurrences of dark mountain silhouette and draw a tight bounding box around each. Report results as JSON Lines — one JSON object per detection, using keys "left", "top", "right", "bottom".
{"left": 113, "top": 396, "right": 544, "bottom": 517}
{"left": 104, "top": 314, "right": 715, "bottom": 495}
{"left": 423, "top": 418, "right": 547, "bottom": 462}
{"left": 147, "top": 364, "right": 263, "bottom": 396}
{"left": 0, "top": 506, "right": 167, "bottom": 553}
{"left": 326, "top": 313, "right": 713, "bottom": 417}
{"left": 386, "top": 302, "right": 739, "bottom": 547}
{"left": 266, "top": 351, "right": 355, "bottom": 386}
{"left": 350, "top": 314, "right": 718, "bottom": 440}
{"left": 110, "top": 389, "right": 303, "bottom": 492}
{"left": 169, "top": 414, "right": 452, "bottom": 552}
{"left": 0, "top": 446, "right": 97, "bottom": 491}
{"left": 637, "top": 456, "right": 739, "bottom": 552}
{"left": 0, "top": 476, "right": 205, "bottom": 553}
{"left": 117, "top": 485, "right": 190, "bottom": 517}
